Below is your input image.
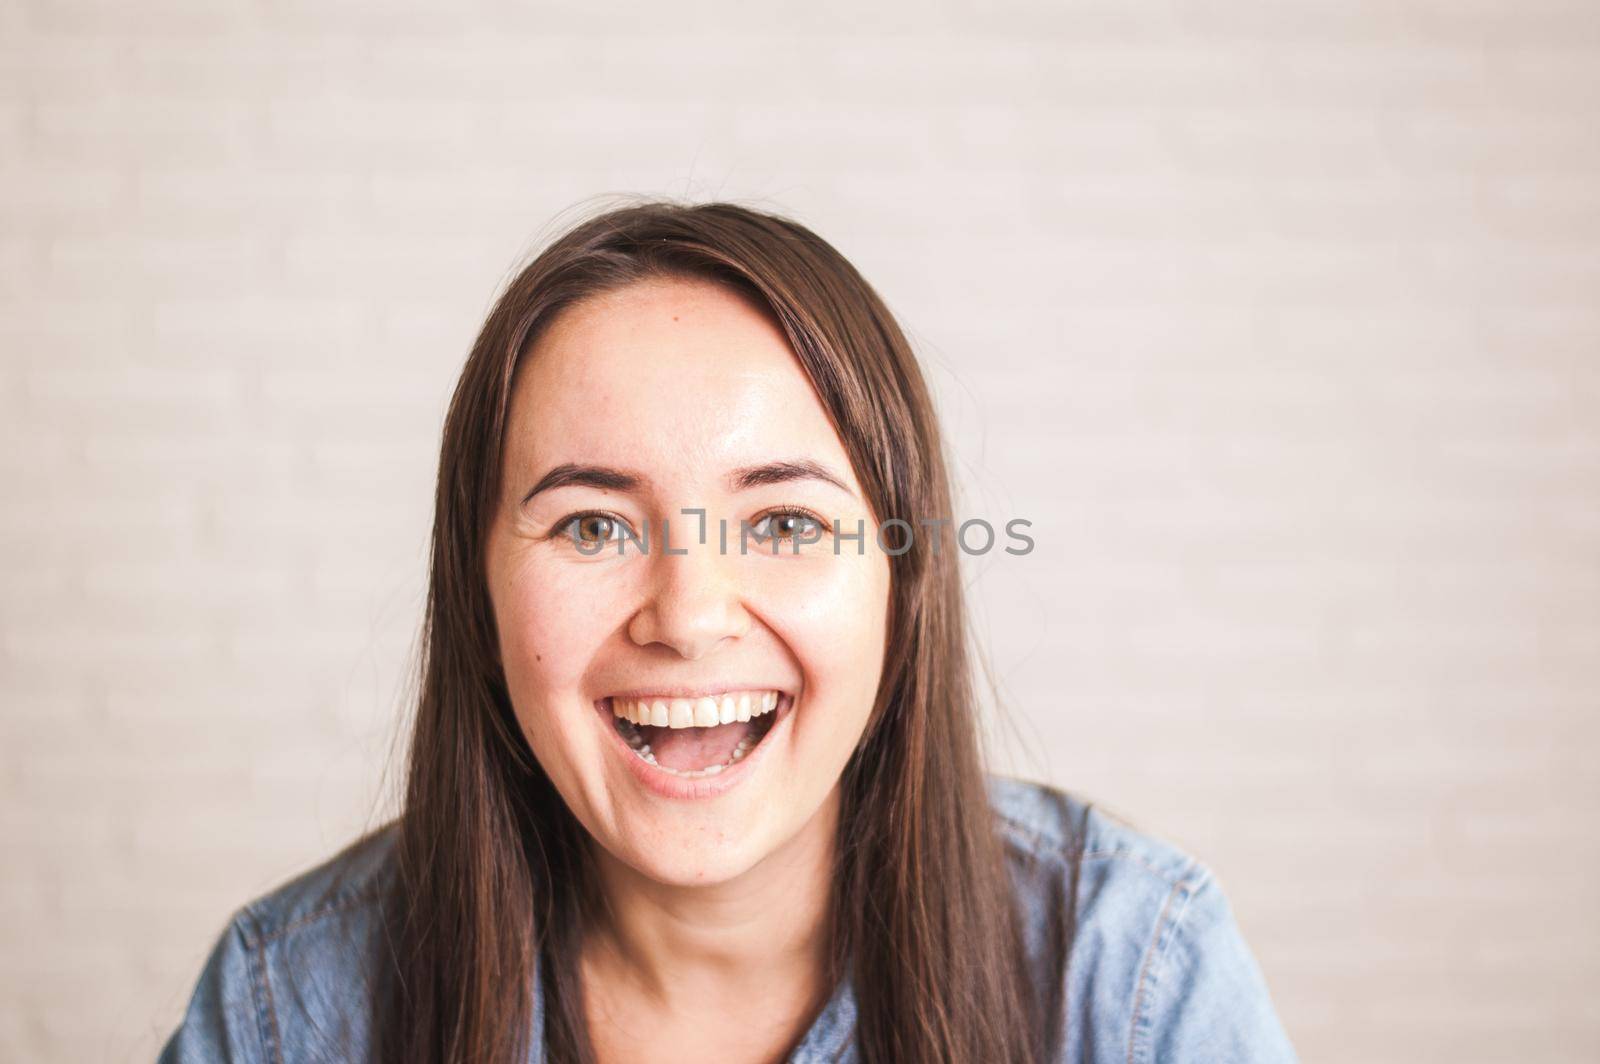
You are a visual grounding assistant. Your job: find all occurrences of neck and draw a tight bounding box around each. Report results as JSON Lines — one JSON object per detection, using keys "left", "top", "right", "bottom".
{"left": 582, "top": 785, "right": 840, "bottom": 1009}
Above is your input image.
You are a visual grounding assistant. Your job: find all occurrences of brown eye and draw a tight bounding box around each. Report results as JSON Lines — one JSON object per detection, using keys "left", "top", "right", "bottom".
{"left": 559, "top": 512, "right": 625, "bottom": 545}
{"left": 754, "top": 510, "right": 822, "bottom": 543}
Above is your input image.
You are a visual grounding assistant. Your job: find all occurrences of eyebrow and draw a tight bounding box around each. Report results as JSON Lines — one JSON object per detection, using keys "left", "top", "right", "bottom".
{"left": 521, "top": 464, "right": 641, "bottom": 504}
{"left": 729, "top": 458, "right": 853, "bottom": 496}
{"left": 520, "top": 458, "right": 854, "bottom": 504}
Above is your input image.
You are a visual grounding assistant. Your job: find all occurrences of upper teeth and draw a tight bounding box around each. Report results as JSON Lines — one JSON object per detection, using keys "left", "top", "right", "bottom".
{"left": 611, "top": 690, "right": 779, "bottom": 729}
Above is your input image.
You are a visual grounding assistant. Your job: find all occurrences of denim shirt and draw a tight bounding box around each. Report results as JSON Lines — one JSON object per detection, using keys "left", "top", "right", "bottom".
{"left": 158, "top": 777, "right": 1298, "bottom": 1063}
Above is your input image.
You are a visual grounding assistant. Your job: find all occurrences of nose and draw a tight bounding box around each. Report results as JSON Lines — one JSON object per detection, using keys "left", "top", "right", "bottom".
{"left": 626, "top": 529, "right": 752, "bottom": 660}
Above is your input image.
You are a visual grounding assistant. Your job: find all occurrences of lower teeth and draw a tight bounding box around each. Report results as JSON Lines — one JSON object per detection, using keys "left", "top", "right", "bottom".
{"left": 625, "top": 735, "right": 755, "bottom": 778}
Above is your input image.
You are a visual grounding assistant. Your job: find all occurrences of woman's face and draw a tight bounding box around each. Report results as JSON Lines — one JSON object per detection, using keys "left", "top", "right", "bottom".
{"left": 485, "top": 277, "right": 892, "bottom": 887}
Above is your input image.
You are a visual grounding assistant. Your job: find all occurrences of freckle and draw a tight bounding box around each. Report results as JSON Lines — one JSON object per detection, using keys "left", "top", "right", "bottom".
{"left": 672, "top": 315, "right": 678, "bottom": 321}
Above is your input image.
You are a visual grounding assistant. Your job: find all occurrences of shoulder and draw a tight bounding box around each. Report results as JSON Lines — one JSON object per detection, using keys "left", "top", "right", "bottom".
{"left": 988, "top": 774, "right": 1214, "bottom": 954}
{"left": 986, "top": 776, "right": 1298, "bottom": 1064}
{"left": 237, "top": 820, "right": 399, "bottom": 940}
{"left": 988, "top": 773, "right": 1202, "bottom": 886}
{"left": 157, "top": 823, "right": 400, "bottom": 1064}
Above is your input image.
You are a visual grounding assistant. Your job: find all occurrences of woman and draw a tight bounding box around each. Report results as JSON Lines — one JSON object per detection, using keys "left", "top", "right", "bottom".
{"left": 158, "top": 201, "right": 1297, "bottom": 1063}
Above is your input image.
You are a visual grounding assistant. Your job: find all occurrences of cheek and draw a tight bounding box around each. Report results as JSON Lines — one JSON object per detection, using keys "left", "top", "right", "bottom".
{"left": 752, "top": 550, "right": 891, "bottom": 730}
{"left": 491, "top": 557, "right": 625, "bottom": 748}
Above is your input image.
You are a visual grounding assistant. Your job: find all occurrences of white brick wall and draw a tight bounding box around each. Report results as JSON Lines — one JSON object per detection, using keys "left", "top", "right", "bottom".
{"left": 3, "top": 2, "right": 1596, "bottom": 1060}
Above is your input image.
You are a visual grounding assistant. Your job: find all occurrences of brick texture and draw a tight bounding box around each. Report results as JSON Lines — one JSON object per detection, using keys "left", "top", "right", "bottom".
{"left": 2, "top": 2, "right": 1597, "bottom": 1060}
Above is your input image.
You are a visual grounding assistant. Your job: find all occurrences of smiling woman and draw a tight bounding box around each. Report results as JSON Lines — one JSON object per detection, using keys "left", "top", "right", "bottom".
{"left": 157, "top": 201, "right": 1297, "bottom": 1064}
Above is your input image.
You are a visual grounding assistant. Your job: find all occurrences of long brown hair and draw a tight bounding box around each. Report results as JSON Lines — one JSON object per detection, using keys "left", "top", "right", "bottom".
{"left": 379, "top": 199, "right": 1043, "bottom": 1063}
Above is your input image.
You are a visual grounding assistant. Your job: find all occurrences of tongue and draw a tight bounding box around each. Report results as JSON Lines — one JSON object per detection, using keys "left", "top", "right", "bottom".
{"left": 640, "top": 719, "right": 756, "bottom": 772}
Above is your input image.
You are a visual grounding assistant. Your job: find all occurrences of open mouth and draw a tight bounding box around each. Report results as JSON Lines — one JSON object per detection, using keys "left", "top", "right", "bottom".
{"left": 607, "top": 690, "right": 785, "bottom": 779}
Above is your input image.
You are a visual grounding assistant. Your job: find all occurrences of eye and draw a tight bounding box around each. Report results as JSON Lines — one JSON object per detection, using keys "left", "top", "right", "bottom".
{"left": 750, "top": 507, "right": 825, "bottom": 545}
{"left": 553, "top": 510, "right": 631, "bottom": 546}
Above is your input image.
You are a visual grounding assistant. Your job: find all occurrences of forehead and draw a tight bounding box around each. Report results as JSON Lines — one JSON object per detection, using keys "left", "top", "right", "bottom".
{"left": 507, "top": 278, "right": 855, "bottom": 485}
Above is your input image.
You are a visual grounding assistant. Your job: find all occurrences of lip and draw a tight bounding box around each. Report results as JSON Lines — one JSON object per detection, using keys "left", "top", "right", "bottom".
{"left": 604, "top": 684, "right": 792, "bottom": 701}
{"left": 593, "top": 691, "right": 794, "bottom": 801}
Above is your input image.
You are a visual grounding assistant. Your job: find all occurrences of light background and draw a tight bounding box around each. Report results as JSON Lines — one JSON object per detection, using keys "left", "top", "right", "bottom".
{"left": 3, "top": 2, "right": 1598, "bottom": 1061}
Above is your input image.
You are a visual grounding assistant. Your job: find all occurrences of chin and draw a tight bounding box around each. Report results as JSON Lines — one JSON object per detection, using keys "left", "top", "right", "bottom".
{"left": 613, "top": 820, "right": 777, "bottom": 887}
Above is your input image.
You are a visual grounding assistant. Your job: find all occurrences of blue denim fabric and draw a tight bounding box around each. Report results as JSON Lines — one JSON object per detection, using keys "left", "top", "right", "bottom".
{"left": 158, "top": 776, "right": 1297, "bottom": 1062}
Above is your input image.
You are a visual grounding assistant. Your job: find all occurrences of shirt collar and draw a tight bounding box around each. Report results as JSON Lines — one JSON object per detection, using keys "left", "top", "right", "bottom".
{"left": 525, "top": 956, "right": 857, "bottom": 1063}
